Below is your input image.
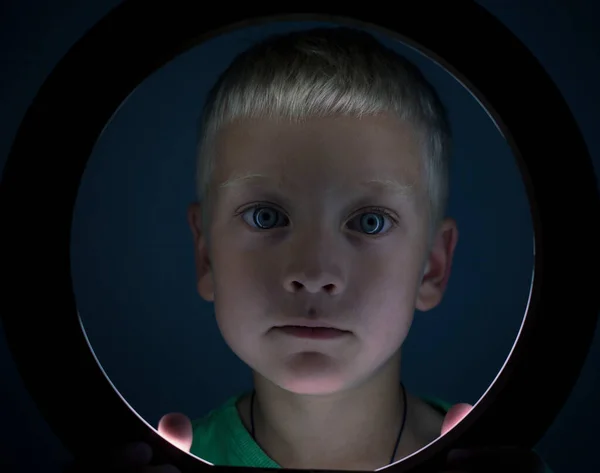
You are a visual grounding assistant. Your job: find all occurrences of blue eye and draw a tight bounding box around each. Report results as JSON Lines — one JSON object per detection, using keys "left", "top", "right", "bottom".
{"left": 348, "top": 211, "right": 392, "bottom": 235}
{"left": 241, "top": 205, "right": 395, "bottom": 235}
{"left": 243, "top": 206, "right": 289, "bottom": 230}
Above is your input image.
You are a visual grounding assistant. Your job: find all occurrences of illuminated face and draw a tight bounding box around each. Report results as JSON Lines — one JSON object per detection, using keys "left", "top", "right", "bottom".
{"left": 189, "top": 114, "right": 456, "bottom": 395}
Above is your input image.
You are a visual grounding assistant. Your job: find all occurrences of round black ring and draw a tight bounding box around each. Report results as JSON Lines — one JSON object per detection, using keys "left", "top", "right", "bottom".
{"left": 1, "top": 2, "right": 598, "bottom": 472}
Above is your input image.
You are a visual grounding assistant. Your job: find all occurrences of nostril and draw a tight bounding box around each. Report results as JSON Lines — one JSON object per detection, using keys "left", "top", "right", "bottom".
{"left": 284, "top": 276, "right": 341, "bottom": 294}
{"left": 291, "top": 281, "right": 303, "bottom": 291}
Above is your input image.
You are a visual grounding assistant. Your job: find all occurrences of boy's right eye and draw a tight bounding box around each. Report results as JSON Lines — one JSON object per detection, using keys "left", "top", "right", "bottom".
{"left": 241, "top": 205, "right": 290, "bottom": 230}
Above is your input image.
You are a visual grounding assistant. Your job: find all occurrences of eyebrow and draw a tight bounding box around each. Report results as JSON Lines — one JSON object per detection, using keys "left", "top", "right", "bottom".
{"left": 218, "top": 173, "right": 415, "bottom": 195}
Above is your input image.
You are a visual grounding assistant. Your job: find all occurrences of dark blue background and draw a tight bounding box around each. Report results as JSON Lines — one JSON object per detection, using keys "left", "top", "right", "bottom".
{"left": 1, "top": 1, "right": 598, "bottom": 472}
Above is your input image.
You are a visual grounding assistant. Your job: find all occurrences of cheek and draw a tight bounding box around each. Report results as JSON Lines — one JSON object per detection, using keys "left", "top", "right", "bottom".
{"left": 354, "top": 254, "right": 421, "bottom": 337}
{"left": 210, "top": 254, "right": 281, "bottom": 375}
{"left": 358, "top": 248, "right": 422, "bottom": 298}
{"left": 213, "top": 244, "right": 270, "bottom": 295}
{"left": 211, "top": 251, "right": 274, "bottom": 336}
{"left": 361, "top": 292, "right": 414, "bottom": 345}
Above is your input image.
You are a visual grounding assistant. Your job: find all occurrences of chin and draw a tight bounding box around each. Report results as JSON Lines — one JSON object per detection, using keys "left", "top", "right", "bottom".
{"left": 278, "top": 377, "right": 349, "bottom": 396}
{"left": 271, "top": 353, "right": 354, "bottom": 395}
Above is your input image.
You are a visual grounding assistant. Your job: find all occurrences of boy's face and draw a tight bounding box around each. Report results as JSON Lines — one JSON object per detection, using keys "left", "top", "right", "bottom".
{"left": 188, "top": 114, "right": 458, "bottom": 395}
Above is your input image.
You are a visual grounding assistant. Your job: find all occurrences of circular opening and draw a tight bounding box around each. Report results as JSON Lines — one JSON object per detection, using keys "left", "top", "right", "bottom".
{"left": 71, "top": 19, "right": 534, "bottom": 471}
{"left": 1, "top": 5, "right": 597, "bottom": 473}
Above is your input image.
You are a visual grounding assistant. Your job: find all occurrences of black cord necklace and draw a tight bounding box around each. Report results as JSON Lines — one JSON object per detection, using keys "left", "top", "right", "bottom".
{"left": 250, "top": 383, "right": 408, "bottom": 465}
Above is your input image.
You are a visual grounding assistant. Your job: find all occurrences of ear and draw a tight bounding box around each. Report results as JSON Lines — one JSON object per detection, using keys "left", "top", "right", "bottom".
{"left": 187, "top": 202, "right": 214, "bottom": 302}
{"left": 415, "top": 218, "right": 459, "bottom": 312}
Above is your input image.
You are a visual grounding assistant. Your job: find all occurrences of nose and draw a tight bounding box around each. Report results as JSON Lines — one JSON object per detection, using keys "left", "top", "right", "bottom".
{"left": 282, "top": 242, "right": 345, "bottom": 295}
{"left": 284, "top": 271, "right": 344, "bottom": 295}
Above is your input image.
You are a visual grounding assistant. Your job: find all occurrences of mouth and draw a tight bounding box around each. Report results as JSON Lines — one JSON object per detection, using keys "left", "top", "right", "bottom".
{"left": 272, "top": 325, "right": 350, "bottom": 340}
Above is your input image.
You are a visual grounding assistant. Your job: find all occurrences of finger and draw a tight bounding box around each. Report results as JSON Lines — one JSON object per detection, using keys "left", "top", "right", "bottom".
{"left": 157, "top": 413, "right": 193, "bottom": 453}
{"left": 440, "top": 403, "right": 473, "bottom": 436}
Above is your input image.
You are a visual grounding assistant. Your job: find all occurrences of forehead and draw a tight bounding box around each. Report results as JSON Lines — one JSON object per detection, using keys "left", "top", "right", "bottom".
{"left": 212, "top": 114, "right": 424, "bottom": 195}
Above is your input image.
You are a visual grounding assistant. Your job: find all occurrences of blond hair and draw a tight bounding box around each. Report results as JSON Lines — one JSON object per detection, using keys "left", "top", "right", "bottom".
{"left": 195, "top": 27, "right": 452, "bottom": 246}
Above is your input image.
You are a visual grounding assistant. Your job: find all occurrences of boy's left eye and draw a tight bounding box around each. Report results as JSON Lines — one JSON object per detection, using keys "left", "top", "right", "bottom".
{"left": 240, "top": 205, "right": 395, "bottom": 235}
{"left": 347, "top": 211, "right": 394, "bottom": 235}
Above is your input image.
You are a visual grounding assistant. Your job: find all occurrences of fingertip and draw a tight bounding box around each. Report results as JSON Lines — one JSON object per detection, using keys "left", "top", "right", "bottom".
{"left": 158, "top": 412, "right": 193, "bottom": 453}
{"left": 441, "top": 403, "right": 473, "bottom": 436}
{"left": 158, "top": 413, "right": 192, "bottom": 431}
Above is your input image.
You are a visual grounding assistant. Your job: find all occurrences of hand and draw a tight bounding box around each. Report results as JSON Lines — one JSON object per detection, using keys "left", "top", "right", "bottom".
{"left": 439, "top": 404, "right": 546, "bottom": 473}
{"left": 64, "top": 412, "right": 193, "bottom": 473}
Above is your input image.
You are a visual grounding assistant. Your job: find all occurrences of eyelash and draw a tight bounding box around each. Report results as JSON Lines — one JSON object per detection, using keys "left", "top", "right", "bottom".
{"left": 235, "top": 203, "right": 399, "bottom": 237}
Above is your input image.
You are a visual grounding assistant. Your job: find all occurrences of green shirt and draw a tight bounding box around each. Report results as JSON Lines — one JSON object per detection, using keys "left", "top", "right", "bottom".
{"left": 189, "top": 393, "right": 453, "bottom": 468}
{"left": 190, "top": 394, "right": 551, "bottom": 472}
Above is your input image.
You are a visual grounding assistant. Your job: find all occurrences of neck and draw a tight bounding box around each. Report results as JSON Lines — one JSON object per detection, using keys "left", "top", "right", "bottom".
{"left": 248, "top": 351, "right": 411, "bottom": 470}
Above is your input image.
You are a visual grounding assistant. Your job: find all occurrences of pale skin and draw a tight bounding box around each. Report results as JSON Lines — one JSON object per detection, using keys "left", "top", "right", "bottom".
{"left": 160, "top": 113, "right": 462, "bottom": 471}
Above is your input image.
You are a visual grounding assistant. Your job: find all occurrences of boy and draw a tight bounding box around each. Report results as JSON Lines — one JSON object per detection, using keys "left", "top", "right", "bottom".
{"left": 99, "top": 26, "right": 546, "bottom": 473}
{"left": 185, "top": 26, "right": 456, "bottom": 471}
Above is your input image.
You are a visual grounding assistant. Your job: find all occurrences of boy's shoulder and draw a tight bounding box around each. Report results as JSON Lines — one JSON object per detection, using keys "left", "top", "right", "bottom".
{"left": 189, "top": 395, "right": 241, "bottom": 464}
{"left": 189, "top": 393, "right": 279, "bottom": 468}
{"left": 407, "top": 392, "right": 448, "bottom": 452}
